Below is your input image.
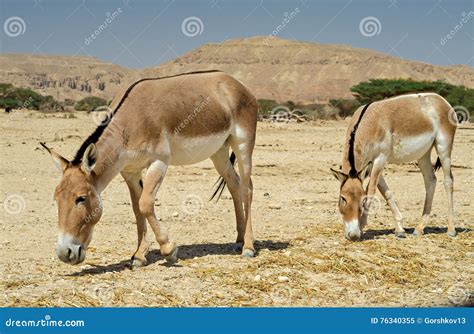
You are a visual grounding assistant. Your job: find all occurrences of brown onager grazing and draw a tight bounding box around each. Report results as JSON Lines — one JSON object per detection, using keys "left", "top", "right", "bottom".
{"left": 331, "top": 93, "right": 457, "bottom": 241}
{"left": 41, "top": 70, "right": 258, "bottom": 267}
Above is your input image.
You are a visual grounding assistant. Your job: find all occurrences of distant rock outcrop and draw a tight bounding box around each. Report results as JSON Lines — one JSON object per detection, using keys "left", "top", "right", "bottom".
{"left": 0, "top": 54, "right": 138, "bottom": 102}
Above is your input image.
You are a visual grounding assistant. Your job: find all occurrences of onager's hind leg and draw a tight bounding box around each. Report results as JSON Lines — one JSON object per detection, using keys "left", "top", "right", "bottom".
{"left": 435, "top": 135, "right": 456, "bottom": 237}
{"left": 139, "top": 159, "right": 178, "bottom": 263}
{"left": 413, "top": 151, "right": 437, "bottom": 236}
{"left": 231, "top": 139, "right": 255, "bottom": 257}
{"left": 210, "top": 145, "right": 245, "bottom": 243}
{"left": 122, "top": 171, "right": 150, "bottom": 268}
{"left": 377, "top": 175, "right": 405, "bottom": 237}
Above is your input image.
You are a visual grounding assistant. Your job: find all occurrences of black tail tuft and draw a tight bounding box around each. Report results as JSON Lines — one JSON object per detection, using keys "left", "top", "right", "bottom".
{"left": 210, "top": 152, "right": 236, "bottom": 202}
{"left": 433, "top": 157, "right": 442, "bottom": 172}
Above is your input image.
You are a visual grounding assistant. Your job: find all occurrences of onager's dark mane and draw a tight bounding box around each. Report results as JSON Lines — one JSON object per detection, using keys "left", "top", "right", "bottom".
{"left": 348, "top": 102, "right": 372, "bottom": 178}
{"left": 71, "top": 70, "right": 222, "bottom": 165}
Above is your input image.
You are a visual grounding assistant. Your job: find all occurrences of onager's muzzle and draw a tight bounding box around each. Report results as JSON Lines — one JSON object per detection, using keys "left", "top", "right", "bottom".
{"left": 344, "top": 219, "right": 362, "bottom": 241}
{"left": 56, "top": 234, "right": 86, "bottom": 265}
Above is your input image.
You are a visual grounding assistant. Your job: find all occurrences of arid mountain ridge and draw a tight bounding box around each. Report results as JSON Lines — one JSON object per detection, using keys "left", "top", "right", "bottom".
{"left": 1, "top": 36, "right": 472, "bottom": 104}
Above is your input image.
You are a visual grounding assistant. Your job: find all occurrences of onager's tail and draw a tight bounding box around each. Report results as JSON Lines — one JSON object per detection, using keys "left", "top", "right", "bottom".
{"left": 210, "top": 152, "right": 236, "bottom": 201}
{"left": 433, "top": 157, "right": 442, "bottom": 172}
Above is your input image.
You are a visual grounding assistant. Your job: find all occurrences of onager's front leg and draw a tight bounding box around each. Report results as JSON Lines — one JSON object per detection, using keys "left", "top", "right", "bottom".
{"left": 377, "top": 175, "right": 405, "bottom": 237}
{"left": 139, "top": 159, "right": 178, "bottom": 263}
{"left": 122, "top": 171, "right": 150, "bottom": 268}
{"left": 361, "top": 157, "right": 387, "bottom": 232}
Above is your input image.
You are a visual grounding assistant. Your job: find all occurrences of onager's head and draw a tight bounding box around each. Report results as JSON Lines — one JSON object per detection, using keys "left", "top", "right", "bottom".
{"left": 41, "top": 143, "right": 101, "bottom": 265}
{"left": 330, "top": 165, "right": 371, "bottom": 241}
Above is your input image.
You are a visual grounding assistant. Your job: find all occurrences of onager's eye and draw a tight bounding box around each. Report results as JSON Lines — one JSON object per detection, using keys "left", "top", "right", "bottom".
{"left": 75, "top": 196, "right": 87, "bottom": 205}
{"left": 340, "top": 196, "right": 347, "bottom": 206}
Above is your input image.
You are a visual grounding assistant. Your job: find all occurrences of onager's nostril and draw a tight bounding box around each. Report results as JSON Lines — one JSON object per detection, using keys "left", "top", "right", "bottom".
{"left": 67, "top": 247, "right": 73, "bottom": 259}
{"left": 77, "top": 246, "right": 82, "bottom": 259}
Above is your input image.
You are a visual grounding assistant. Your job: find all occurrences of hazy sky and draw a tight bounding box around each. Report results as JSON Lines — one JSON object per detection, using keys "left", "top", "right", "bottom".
{"left": 1, "top": 0, "right": 473, "bottom": 68}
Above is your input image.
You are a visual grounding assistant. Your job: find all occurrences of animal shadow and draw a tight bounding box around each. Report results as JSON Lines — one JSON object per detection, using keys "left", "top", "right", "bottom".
{"left": 363, "top": 227, "right": 469, "bottom": 240}
{"left": 67, "top": 239, "right": 289, "bottom": 276}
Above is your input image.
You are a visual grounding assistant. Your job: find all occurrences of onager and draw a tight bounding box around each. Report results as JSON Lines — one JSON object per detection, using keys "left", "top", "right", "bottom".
{"left": 331, "top": 93, "right": 457, "bottom": 241}
{"left": 41, "top": 70, "right": 258, "bottom": 267}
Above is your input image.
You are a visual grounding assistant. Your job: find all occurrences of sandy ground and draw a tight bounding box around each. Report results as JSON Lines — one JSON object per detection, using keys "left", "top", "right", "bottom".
{"left": 0, "top": 111, "right": 472, "bottom": 307}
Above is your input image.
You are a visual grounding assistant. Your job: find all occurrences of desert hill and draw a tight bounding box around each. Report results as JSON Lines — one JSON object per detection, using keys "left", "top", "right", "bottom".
{"left": 143, "top": 36, "right": 473, "bottom": 103}
{"left": 1, "top": 36, "right": 472, "bottom": 103}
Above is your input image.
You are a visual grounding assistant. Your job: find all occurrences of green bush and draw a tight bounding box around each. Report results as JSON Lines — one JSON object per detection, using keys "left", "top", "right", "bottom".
{"left": 74, "top": 96, "right": 107, "bottom": 111}
{"left": 257, "top": 99, "right": 279, "bottom": 116}
{"left": 64, "top": 98, "right": 76, "bottom": 106}
{"left": 350, "top": 79, "right": 474, "bottom": 121}
{"left": 329, "top": 99, "right": 360, "bottom": 118}
{"left": 0, "top": 83, "right": 48, "bottom": 110}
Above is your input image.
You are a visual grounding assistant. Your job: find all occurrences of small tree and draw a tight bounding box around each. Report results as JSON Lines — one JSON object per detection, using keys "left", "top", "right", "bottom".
{"left": 350, "top": 79, "right": 473, "bottom": 121}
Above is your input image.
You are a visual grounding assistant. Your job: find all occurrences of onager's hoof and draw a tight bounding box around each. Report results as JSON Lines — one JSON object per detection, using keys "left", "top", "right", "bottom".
{"left": 447, "top": 230, "right": 457, "bottom": 238}
{"left": 395, "top": 230, "right": 406, "bottom": 238}
{"left": 413, "top": 228, "right": 424, "bottom": 237}
{"left": 241, "top": 248, "right": 255, "bottom": 258}
{"left": 162, "top": 242, "right": 178, "bottom": 264}
{"left": 130, "top": 256, "right": 147, "bottom": 269}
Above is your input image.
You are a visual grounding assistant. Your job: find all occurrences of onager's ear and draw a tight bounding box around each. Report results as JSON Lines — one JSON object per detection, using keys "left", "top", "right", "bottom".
{"left": 357, "top": 162, "right": 373, "bottom": 180}
{"left": 330, "top": 168, "right": 348, "bottom": 183}
{"left": 40, "top": 142, "right": 69, "bottom": 172}
{"left": 81, "top": 143, "right": 98, "bottom": 174}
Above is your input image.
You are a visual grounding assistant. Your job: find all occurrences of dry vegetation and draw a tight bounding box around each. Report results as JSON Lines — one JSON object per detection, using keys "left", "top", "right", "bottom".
{"left": 0, "top": 111, "right": 472, "bottom": 307}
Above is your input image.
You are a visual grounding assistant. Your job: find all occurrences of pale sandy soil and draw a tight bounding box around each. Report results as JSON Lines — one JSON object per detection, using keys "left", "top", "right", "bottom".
{"left": 0, "top": 111, "right": 472, "bottom": 307}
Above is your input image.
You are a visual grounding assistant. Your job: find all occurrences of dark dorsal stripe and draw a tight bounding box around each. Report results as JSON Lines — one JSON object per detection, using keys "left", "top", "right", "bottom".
{"left": 71, "top": 70, "right": 222, "bottom": 165}
{"left": 348, "top": 102, "right": 372, "bottom": 178}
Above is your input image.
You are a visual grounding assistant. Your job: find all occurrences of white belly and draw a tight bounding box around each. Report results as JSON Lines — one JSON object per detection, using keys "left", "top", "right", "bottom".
{"left": 169, "top": 131, "right": 230, "bottom": 165}
{"left": 388, "top": 132, "right": 435, "bottom": 163}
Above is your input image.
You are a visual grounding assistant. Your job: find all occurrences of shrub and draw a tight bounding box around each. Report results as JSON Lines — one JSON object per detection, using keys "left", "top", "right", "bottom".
{"left": 257, "top": 99, "right": 279, "bottom": 116}
{"left": 329, "top": 99, "right": 360, "bottom": 118}
{"left": 74, "top": 96, "right": 107, "bottom": 111}
{"left": 39, "top": 98, "right": 65, "bottom": 112}
{"left": 64, "top": 98, "right": 76, "bottom": 106}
